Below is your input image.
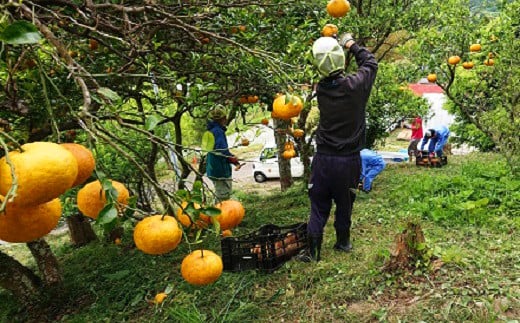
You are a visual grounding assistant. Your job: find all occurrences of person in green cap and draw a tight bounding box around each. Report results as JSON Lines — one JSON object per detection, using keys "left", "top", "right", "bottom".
{"left": 205, "top": 107, "right": 240, "bottom": 201}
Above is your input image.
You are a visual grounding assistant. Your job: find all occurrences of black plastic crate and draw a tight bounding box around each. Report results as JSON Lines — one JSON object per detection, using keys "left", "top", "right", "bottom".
{"left": 415, "top": 151, "right": 448, "bottom": 168}
{"left": 221, "top": 222, "right": 307, "bottom": 273}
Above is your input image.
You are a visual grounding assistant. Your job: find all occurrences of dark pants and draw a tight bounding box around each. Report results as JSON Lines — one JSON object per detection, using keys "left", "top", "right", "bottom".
{"left": 307, "top": 152, "right": 361, "bottom": 236}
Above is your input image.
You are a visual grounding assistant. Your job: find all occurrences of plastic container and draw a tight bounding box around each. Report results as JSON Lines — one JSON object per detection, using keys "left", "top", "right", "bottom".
{"left": 221, "top": 222, "right": 307, "bottom": 273}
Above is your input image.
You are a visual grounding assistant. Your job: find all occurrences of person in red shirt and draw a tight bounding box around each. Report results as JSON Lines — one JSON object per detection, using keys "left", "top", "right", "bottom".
{"left": 408, "top": 115, "right": 423, "bottom": 160}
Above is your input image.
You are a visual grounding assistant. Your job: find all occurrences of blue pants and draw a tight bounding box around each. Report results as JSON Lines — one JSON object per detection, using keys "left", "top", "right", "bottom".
{"left": 307, "top": 153, "right": 361, "bottom": 236}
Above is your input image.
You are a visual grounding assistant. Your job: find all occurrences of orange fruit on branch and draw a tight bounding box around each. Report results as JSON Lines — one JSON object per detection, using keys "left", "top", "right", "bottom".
{"left": 181, "top": 249, "right": 223, "bottom": 286}
{"left": 271, "top": 94, "right": 303, "bottom": 120}
{"left": 282, "top": 149, "right": 296, "bottom": 160}
{"left": 447, "top": 56, "right": 461, "bottom": 65}
{"left": 133, "top": 215, "right": 183, "bottom": 255}
{"left": 462, "top": 61, "right": 474, "bottom": 70}
{"left": 176, "top": 201, "right": 208, "bottom": 229}
{"left": 77, "top": 180, "right": 129, "bottom": 219}
{"left": 0, "top": 142, "right": 78, "bottom": 205}
{"left": 484, "top": 58, "right": 494, "bottom": 66}
{"left": 0, "top": 197, "right": 61, "bottom": 243}
{"left": 327, "top": 0, "right": 351, "bottom": 18}
{"left": 321, "top": 24, "right": 339, "bottom": 37}
{"left": 469, "top": 44, "right": 481, "bottom": 52}
{"left": 60, "top": 143, "right": 96, "bottom": 187}
{"left": 222, "top": 229, "right": 232, "bottom": 237}
{"left": 427, "top": 73, "right": 437, "bottom": 83}
{"left": 292, "top": 129, "right": 305, "bottom": 138}
{"left": 200, "top": 199, "right": 245, "bottom": 230}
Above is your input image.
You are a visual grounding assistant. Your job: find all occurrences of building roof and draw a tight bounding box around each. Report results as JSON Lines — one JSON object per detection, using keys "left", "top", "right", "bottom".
{"left": 408, "top": 79, "right": 444, "bottom": 95}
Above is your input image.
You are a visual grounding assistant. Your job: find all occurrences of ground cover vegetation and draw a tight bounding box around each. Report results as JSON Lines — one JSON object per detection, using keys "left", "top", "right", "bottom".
{"left": 0, "top": 0, "right": 519, "bottom": 321}
{"left": 0, "top": 152, "right": 518, "bottom": 322}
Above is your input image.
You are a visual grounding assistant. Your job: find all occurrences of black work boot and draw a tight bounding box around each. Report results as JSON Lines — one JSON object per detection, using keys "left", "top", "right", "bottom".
{"left": 296, "top": 234, "right": 323, "bottom": 262}
{"left": 333, "top": 230, "right": 353, "bottom": 253}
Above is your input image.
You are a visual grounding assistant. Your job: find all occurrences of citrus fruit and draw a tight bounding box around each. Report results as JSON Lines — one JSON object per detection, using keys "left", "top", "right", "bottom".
{"left": 0, "top": 142, "right": 78, "bottom": 205}
{"left": 153, "top": 292, "right": 168, "bottom": 304}
{"left": 60, "top": 143, "right": 95, "bottom": 187}
{"left": 292, "top": 129, "right": 305, "bottom": 138}
{"left": 484, "top": 58, "right": 494, "bottom": 66}
{"left": 176, "top": 201, "right": 208, "bottom": 229}
{"left": 0, "top": 197, "right": 61, "bottom": 243}
{"left": 427, "top": 73, "right": 437, "bottom": 83}
{"left": 448, "top": 55, "right": 461, "bottom": 65}
{"left": 200, "top": 200, "right": 245, "bottom": 231}
{"left": 133, "top": 215, "right": 183, "bottom": 255}
{"left": 271, "top": 94, "right": 303, "bottom": 120}
{"left": 77, "top": 180, "right": 129, "bottom": 219}
{"left": 462, "top": 61, "right": 474, "bottom": 70}
{"left": 222, "top": 229, "right": 232, "bottom": 237}
{"left": 469, "top": 44, "right": 481, "bottom": 52}
{"left": 181, "top": 249, "right": 223, "bottom": 286}
{"left": 261, "top": 118, "right": 269, "bottom": 126}
{"left": 326, "top": 0, "right": 351, "bottom": 18}
{"left": 321, "top": 24, "right": 339, "bottom": 37}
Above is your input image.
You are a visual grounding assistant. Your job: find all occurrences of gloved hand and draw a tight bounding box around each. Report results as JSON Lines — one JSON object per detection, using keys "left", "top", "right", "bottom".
{"left": 228, "top": 156, "right": 239, "bottom": 165}
{"left": 338, "top": 33, "right": 355, "bottom": 47}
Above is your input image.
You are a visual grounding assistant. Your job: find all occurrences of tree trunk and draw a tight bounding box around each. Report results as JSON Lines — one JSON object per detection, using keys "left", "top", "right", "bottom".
{"left": 26, "top": 239, "right": 62, "bottom": 287}
{"left": 0, "top": 251, "right": 42, "bottom": 304}
{"left": 66, "top": 213, "right": 97, "bottom": 247}
{"left": 274, "top": 118, "right": 293, "bottom": 191}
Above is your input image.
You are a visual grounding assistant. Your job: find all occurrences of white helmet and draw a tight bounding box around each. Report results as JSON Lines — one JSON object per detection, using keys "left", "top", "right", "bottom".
{"left": 312, "top": 37, "right": 345, "bottom": 77}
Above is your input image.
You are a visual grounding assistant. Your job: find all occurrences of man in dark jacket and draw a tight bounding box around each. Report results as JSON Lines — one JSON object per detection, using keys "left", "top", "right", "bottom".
{"left": 206, "top": 107, "right": 239, "bottom": 201}
{"left": 303, "top": 34, "right": 378, "bottom": 261}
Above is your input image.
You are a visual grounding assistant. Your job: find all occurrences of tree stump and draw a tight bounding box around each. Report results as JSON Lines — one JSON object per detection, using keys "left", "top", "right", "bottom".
{"left": 66, "top": 213, "right": 97, "bottom": 247}
{"left": 383, "top": 222, "right": 430, "bottom": 272}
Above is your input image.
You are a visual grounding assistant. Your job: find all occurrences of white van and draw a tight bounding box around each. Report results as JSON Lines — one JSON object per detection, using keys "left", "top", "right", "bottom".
{"left": 252, "top": 143, "right": 313, "bottom": 183}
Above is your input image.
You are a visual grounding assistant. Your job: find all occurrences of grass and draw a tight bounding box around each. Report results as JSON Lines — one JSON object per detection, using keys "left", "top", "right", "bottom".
{"left": 1, "top": 149, "right": 519, "bottom": 322}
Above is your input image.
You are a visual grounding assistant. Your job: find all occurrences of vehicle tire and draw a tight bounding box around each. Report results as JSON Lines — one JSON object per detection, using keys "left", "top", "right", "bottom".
{"left": 254, "top": 172, "right": 267, "bottom": 183}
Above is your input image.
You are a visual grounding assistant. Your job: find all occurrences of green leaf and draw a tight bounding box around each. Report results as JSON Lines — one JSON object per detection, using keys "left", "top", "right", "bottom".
{"left": 0, "top": 21, "right": 41, "bottom": 45}
{"left": 97, "top": 204, "right": 118, "bottom": 225}
{"left": 201, "top": 131, "right": 215, "bottom": 152}
{"left": 103, "top": 269, "right": 130, "bottom": 280}
{"left": 145, "top": 114, "right": 161, "bottom": 131}
{"left": 97, "top": 87, "right": 121, "bottom": 103}
{"left": 200, "top": 206, "right": 221, "bottom": 217}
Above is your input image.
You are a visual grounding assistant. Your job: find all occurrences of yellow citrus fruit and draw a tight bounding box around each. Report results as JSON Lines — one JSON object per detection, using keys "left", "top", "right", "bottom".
{"left": 271, "top": 95, "right": 303, "bottom": 120}
{"left": 77, "top": 180, "right": 129, "bottom": 219}
{"left": 462, "top": 61, "right": 474, "bottom": 70}
{"left": 114, "top": 238, "right": 122, "bottom": 245}
{"left": 222, "top": 229, "right": 232, "bottom": 237}
{"left": 427, "top": 73, "right": 437, "bottom": 83}
{"left": 293, "top": 129, "right": 305, "bottom": 138}
{"left": 201, "top": 200, "right": 245, "bottom": 231}
{"left": 153, "top": 292, "right": 168, "bottom": 304}
{"left": 247, "top": 95, "right": 259, "bottom": 103}
{"left": 133, "top": 215, "right": 183, "bottom": 255}
{"left": 448, "top": 55, "right": 461, "bottom": 65}
{"left": 176, "top": 201, "right": 208, "bottom": 229}
{"left": 469, "top": 44, "right": 481, "bottom": 52}
{"left": 181, "top": 249, "right": 223, "bottom": 286}
{"left": 484, "top": 58, "right": 494, "bottom": 66}
{"left": 0, "top": 142, "right": 78, "bottom": 205}
{"left": 60, "top": 143, "right": 96, "bottom": 187}
{"left": 326, "top": 0, "right": 351, "bottom": 18}
{"left": 321, "top": 24, "right": 339, "bottom": 37}
{"left": 282, "top": 149, "right": 296, "bottom": 159}
{"left": 0, "top": 197, "right": 61, "bottom": 243}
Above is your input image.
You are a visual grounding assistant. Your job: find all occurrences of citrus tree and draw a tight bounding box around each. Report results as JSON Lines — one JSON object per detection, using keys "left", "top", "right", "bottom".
{"left": 403, "top": 0, "right": 519, "bottom": 175}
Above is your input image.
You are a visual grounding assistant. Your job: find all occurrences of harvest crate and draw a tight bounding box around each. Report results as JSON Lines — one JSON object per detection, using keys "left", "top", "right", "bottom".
{"left": 221, "top": 222, "right": 307, "bottom": 273}
{"left": 416, "top": 151, "right": 448, "bottom": 168}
